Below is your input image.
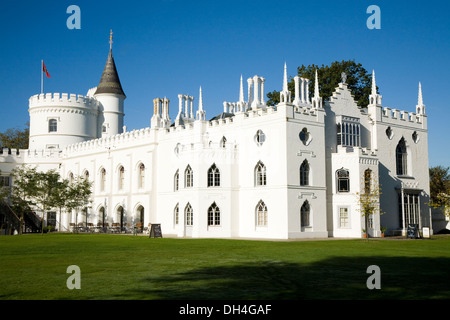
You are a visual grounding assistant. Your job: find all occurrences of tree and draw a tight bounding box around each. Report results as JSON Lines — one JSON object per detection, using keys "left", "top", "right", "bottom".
{"left": 9, "top": 166, "right": 40, "bottom": 234}
{"left": 266, "top": 60, "right": 375, "bottom": 108}
{"left": 66, "top": 176, "right": 93, "bottom": 232}
{"left": 355, "top": 170, "right": 384, "bottom": 239}
{"left": 429, "top": 166, "right": 450, "bottom": 217}
{"left": 0, "top": 170, "right": 10, "bottom": 201}
{"left": 0, "top": 123, "right": 30, "bottom": 149}
{"left": 32, "top": 169, "right": 61, "bottom": 235}
{"left": 50, "top": 178, "right": 70, "bottom": 232}
{"left": 7, "top": 166, "right": 93, "bottom": 234}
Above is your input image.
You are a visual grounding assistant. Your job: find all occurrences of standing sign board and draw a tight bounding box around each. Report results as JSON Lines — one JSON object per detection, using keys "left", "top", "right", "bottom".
{"left": 149, "top": 224, "right": 162, "bottom": 238}
{"left": 422, "top": 227, "right": 430, "bottom": 239}
{"left": 407, "top": 224, "right": 419, "bottom": 239}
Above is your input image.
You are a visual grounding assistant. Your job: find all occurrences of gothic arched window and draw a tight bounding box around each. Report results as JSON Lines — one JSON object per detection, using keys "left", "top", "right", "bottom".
{"left": 100, "top": 168, "right": 106, "bottom": 191}
{"left": 138, "top": 163, "right": 145, "bottom": 189}
{"left": 174, "top": 203, "right": 179, "bottom": 225}
{"left": 300, "top": 160, "right": 310, "bottom": 186}
{"left": 256, "top": 200, "right": 268, "bottom": 227}
{"left": 207, "top": 164, "right": 220, "bottom": 187}
{"left": 364, "top": 169, "right": 372, "bottom": 194}
{"left": 174, "top": 170, "right": 179, "bottom": 191}
{"left": 118, "top": 166, "right": 125, "bottom": 190}
{"left": 300, "top": 200, "right": 310, "bottom": 228}
{"left": 396, "top": 138, "right": 408, "bottom": 176}
{"left": 207, "top": 202, "right": 221, "bottom": 226}
{"left": 255, "top": 161, "right": 266, "bottom": 186}
{"left": 185, "top": 165, "right": 193, "bottom": 188}
{"left": 185, "top": 203, "right": 193, "bottom": 226}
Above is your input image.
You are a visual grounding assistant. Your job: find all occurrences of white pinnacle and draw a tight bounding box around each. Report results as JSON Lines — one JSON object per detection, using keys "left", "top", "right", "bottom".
{"left": 283, "top": 62, "right": 288, "bottom": 92}
{"left": 198, "top": 86, "right": 203, "bottom": 111}
{"left": 418, "top": 82, "right": 423, "bottom": 106}
{"left": 239, "top": 75, "right": 244, "bottom": 102}
{"left": 314, "top": 69, "right": 320, "bottom": 98}
{"left": 371, "top": 70, "right": 377, "bottom": 95}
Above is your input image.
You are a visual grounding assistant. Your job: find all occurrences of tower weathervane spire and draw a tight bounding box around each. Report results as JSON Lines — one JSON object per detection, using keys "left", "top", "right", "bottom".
{"left": 94, "top": 29, "right": 125, "bottom": 97}
{"left": 109, "top": 29, "right": 113, "bottom": 50}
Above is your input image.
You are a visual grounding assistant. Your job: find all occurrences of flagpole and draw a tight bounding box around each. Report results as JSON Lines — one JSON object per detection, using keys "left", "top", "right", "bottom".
{"left": 41, "top": 60, "right": 43, "bottom": 94}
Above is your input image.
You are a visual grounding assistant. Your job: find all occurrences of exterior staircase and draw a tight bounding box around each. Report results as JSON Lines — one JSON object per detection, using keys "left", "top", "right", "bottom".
{"left": 0, "top": 201, "right": 42, "bottom": 234}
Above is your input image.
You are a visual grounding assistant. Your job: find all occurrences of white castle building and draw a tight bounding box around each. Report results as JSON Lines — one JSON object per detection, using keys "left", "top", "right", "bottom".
{"left": 0, "top": 35, "right": 432, "bottom": 239}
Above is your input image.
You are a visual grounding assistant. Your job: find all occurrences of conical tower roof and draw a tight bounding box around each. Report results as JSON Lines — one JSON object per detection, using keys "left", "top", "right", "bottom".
{"left": 94, "top": 31, "right": 125, "bottom": 97}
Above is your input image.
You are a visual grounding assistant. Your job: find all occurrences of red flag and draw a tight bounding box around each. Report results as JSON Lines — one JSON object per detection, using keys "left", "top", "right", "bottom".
{"left": 42, "top": 62, "right": 50, "bottom": 78}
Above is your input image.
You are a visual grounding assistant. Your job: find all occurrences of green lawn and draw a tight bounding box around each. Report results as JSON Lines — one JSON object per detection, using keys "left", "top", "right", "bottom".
{"left": 0, "top": 233, "right": 449, "bottom": 300}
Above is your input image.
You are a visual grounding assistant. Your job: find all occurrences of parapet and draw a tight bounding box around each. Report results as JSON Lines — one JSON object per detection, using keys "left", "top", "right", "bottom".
{"left": 0, "top": 148, "right": 26, "bottom": 164}
{"left": 29, "top": 93, "right": 99, "bottom": 110}
{"left": 381, "top": 107, "right": 425, "bottom": 128}
{"left": 63, "top": 127, "right": 154, "bottom": 155}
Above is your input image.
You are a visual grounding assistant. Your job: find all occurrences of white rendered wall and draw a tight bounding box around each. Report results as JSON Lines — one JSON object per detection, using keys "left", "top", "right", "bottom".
{"left": 283, "top": 104, "right": 329, "bottom": 239}
{"left": 94, "top": 94, "right": 125, "bottom": 137}
{"left": 374, "top": 110, "right": 431, "bottom": 234}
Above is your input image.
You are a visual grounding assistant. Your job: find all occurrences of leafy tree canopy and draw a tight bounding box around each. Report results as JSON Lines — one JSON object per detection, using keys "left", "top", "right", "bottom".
{"left": 0, "top": 123, "right": 29, "bottom": 149}
{"left": 266, "top": 60, "right": 376, "bottom": 108}
{"left": 8, "top": 165, "right": 93, "bottom": 234}
{"left": 429, "top": 166, "right": 450, "bottom": 211}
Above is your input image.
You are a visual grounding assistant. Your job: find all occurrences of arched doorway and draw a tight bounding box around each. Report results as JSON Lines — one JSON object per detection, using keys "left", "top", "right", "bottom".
{"left": 136, "top": 205, "right": 144, "bottom": 233}
{"left": 99, "top": 207, "right": 106, "bottom": 231}
{"left": 185, "top": 203, "right": 193, "bottom": 237}
{"left": 117, "top": 206, "right": 124, "bottom": 232}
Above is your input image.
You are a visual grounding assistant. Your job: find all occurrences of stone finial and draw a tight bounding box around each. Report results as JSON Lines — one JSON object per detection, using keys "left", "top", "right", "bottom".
{"left": 341, "top": 72, "right": 347, "bottom": 84}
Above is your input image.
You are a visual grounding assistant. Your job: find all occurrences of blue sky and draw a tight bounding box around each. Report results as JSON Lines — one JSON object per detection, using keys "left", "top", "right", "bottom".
{"left": 0, "top": 0, "right": 448, "bottom": 167}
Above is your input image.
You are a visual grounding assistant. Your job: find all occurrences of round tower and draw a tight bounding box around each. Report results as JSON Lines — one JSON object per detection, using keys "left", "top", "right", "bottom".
{"left": 28, "top": 93, "right": 100, "bottom": 150}
{"left": 94, "top": 30, "right": 126, "bottom": 137}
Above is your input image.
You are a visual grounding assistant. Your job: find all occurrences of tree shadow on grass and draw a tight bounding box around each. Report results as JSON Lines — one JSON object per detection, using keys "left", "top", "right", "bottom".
{"left": 121, "top": 256, "right": 450, "bottom": 300}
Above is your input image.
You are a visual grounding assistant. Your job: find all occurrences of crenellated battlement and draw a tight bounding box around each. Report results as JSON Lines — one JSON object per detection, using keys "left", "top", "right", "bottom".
{"left": 29, "top": 93, "right": 99, "bottom": 110}
{"left": 294, "top": 104, "right": 319, "bottom": 117}
{"left": 381, "top": 106, "right": 425, "bottom": 127}
{"left": 63, "top": 127, "right": 154, "bottom": 155}
{"left": 0, "top": 148, "right": 22, "bottom": 156}
{"left": 0, "top": 148, "right": 63, "bottom": 164}
{"left": 62, "top": 100, "right": 286, "bottom": 157}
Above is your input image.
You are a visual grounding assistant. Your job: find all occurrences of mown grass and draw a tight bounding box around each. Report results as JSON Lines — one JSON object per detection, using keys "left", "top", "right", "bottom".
{"left": 0, "top": 233, "right": 449, "bottom": 300}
